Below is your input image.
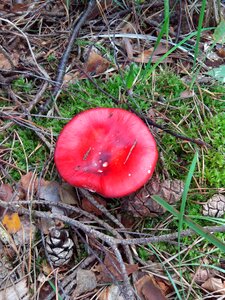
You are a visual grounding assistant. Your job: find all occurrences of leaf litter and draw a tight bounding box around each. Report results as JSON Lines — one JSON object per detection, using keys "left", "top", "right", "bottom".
{"left": 0, "top": 1, "right": 225, "bottom": 299}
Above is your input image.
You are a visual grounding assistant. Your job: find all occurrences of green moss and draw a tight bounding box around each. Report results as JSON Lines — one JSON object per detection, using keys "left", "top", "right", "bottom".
{"left": 5, "top": 71, "right": 224, "bottom": 191}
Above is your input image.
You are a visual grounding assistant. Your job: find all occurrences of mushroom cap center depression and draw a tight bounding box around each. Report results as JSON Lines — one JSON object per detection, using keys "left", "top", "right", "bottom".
{"left": 54, "top": 108, "right": 158, "bottom": 197}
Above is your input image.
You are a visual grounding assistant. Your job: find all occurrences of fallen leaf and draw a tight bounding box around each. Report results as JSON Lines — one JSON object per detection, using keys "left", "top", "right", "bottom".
{"left": 133, "top": 44, "right": 171, "bottom": 64}
{"left": 38, "top": 282, "right": 52, "bottom": 300}
{"left": 99, "top": 284, "right": 125, "bottom": 300}
{"left": 15, "top": 216, "right": 36, "bottom": 245}
{"left": 84, "top": 50, "right": 111, "bottom": 76}
{"left": 192, "top": 268, "right": 212, "bottom": 284}
{"left": 39, "top": 181, "right": 64, "bottom": 215}
{"left": 0, "top": 184, "right": 13, "bottom": 202}
{"left": 82, "top": 196, "right": 106, "bottom": 216}
{"left": 2, "top": 213, "right": 21, "bottom": 234}
{"left": 59, "top": 183, "right": 78, "bottom": 205}
{"left": 120, "top": 213, "right": 136, "bottom": 228}
{"left": 0, "top": 51, "right": 19, "bottom": 70}
{"left": 135, "top": 274, "right": 167, "bottom": 300}
{"left": 201, "top": 277, "right": 225, "bottom": 294}
{"left": 0, "top": 278, "right": 29, "bottom": 300}
{"left": 39, "top": 181, "right": 60, "bottom": 202}
{"left": 20, "top": 172, "right": 46, "bottom": 195}
{"left": 72, "top": 269, "right": 97, "bottom": 298}
{"left": 97, "top": 252, "right": 138, "bottom": 283}
{"left": 0, "top": 184, "right": 13, "bottom": 217}
{"left": 37, "top": 217, "right": 55, "bottom": 235}
{"left": 180, "top": 90, "right": 195, "bottom": 99}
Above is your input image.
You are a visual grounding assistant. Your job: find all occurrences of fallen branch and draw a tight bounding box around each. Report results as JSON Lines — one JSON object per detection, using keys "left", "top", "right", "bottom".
{"left": 41, "top": 0, "right": 96, "bottom": 112}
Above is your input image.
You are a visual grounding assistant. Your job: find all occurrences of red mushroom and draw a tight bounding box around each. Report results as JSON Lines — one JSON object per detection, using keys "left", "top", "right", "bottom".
{"left": 54, "top": 108, "right": 158, "bottom": 198}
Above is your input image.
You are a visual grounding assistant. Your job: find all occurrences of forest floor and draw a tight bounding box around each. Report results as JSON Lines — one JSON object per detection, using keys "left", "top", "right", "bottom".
{"left": 0, "top": 1, "right": 225, "bottom": 299}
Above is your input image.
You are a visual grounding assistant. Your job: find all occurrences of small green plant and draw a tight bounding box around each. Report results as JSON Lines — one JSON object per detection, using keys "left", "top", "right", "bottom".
{"left": 12, "top": 77, "right": 34, "bottom": 93}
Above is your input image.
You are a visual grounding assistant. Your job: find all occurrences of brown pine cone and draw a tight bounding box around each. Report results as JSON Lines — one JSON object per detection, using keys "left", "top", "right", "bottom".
{"left": 45, "top": 228, "right": 74, "bottom": 267}
{"left": 122, "top": 178, "right": 184, "bottom": 218}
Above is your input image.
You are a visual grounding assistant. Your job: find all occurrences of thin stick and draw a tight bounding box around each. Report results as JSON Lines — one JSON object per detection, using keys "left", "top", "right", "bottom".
{"left": 41, "top": 0, "right": 96, "bottom": 112}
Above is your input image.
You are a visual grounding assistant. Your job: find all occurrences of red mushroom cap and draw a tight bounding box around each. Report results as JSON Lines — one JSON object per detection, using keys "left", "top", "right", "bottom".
{"left": 54, "top": 108, "right": 158, "bottom": 198}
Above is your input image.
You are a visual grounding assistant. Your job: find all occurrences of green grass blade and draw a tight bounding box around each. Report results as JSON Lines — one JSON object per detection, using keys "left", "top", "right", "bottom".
{"left": 143, "top": 31, "right": 197, "bottom": 80}
{"left": 164, "top": 0, "right": 170, "bottom": 40}
{"left": 48, "top": 280, "right": 63, "bottom": 300}
{"left": 178, "top": 151, "right": 198, "bottom": 241}
{"left": 193, "top": 0, "right": 207, "bottom": 67}
{"left": 152, "top": 195, "right": 225, "bottom": 252}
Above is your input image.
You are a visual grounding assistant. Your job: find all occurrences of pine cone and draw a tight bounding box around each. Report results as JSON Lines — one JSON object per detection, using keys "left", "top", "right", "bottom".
{"left": 123, "top": 178, "right": 184, "bottom": 218}
{"left": 202, "top": 194, "right": 225, "bottom": 217}
{"left": 45, "top": 228, "right": 74, "bottom": 267}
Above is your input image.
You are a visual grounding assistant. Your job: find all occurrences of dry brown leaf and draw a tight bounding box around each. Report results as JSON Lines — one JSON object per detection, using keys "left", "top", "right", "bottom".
{"left": 123, "top": 38, "right": 134, "bottom": 59}
{"left": 0, "top": 184, "right": 13, "bottom": 202}
{"left": 180, "top": 90, "right": 195, "bottom": 99}
{"left": 82, "top": 196, "right": 106, "bottom": 216}
{"left": 39, "top": 181, "right": 60, "bottom": 203}
{"left": 135, "top": 274, "right": 167, "bottom": 300}
{"left": 84, "top": 50, "right": 111, "bottom": 75}
{"left": 0, "top": 52, "right": 19, "bottom": 70}
{"left": 133, "top": 44, "right": 171, "bottom": 64}
{"left": 2, "top": 212, "right": 21, "bottom": 234}
{"left": 87, "top": 0, "right": 113, "bottom": 20}
{"left": 97, "top": 252, "right": 138, "bottom": 283}
{"left": 37, "top": 217, "right": 55, "bottom": 235}
{"left": 59, "top": 183, "right": 78, "bottom": 205}
{"left": 99, "top": 284, "right": 125, "bottom": 300}
{"left": 72, "top": 269, "right": 97, "bottom": 298}
{"left": 63, "top": 72, "right": 79, "bottom": 84}
{"left": 15, "top": 216, "right": 36, "bottom": 245}
{"left": 201, "top": 277, "right": 225, "bottom": 294}
{"left": 0, "top": 278, "right": 29, "bottom": 300}
{"left": 192, "top": 268, "right": 212, "bottom": 284}
{"left": 39, "top": 181, "right": 65, "bottom": 215}
{"left": 19, "top": 172, "right": 46, "bottom": 195}
{"left": 0, "top": 184, "right": 13, "bottom": 217}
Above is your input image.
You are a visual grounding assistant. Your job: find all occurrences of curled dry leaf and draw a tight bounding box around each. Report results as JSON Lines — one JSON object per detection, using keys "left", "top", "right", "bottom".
{"left": 72, "top": 269, "right": 97, "bottom": 298}
{"left": 133, "top": 44, "right": 172, "bottom": 64}
{"left": 0, "top": 51, "right": 19, "bottom": 70}
{"left": 135, "top": 274, "right": 167, "bottom": 300}
{"left": 0, "top": 184, "right": 13, "bottom": 217}
{"left": 0, "top": 184, "right": 13, "bottom": 202}
{"left": 39, "top": 181, "right": 65, "bottom": 215}
{"left": 0, "top": 278, "right": 29, "bottom": 300}
{"left": 96, "top": 252, "right": 138, "bottom": 283}
{"left": 82, "top": 196, "right": 106, "bottom": 216}
{"left": 59, "top": 183, "right": 78, "bottom": 205}
{"left": 202, "top": 194, "right": 225, "bottom": 217}
{"left": 201, "top": 277, "right": 225, "bottom": 294}
{"left": 123, "top": 178, "right": 184, "bottom": 218}
{"left": 179, "top": 90, "right": 195, "bottom": 99}
{"left": 19, "top": 172, "right": 46, "bottom": 196}
{"left": 83, "top": 49, "right": 111, "bottom": 76}
{"left": 14, "top": 216, "right": 36, "bottom": 245}
{"left": 99, "top": 284, "right": 125, "bottom": 300}
{"left": 192, "top": 268, "right": 215, "bottom": 284}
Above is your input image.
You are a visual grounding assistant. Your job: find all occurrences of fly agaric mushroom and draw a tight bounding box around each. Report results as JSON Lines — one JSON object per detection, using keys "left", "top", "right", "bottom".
{"left": 54, "top": 108, "right": 158, "bottom": 198}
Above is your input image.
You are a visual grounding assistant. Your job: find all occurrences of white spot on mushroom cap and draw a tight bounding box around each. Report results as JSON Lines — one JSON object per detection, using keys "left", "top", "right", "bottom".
{"left": 97, "top": 169, "right": 103, "bottom": 173}
{"left": 102, "top": 162, "right": 108, "bottom": 167}
{"left": 128, "top": 173, "right": 131, "bottom": 177}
